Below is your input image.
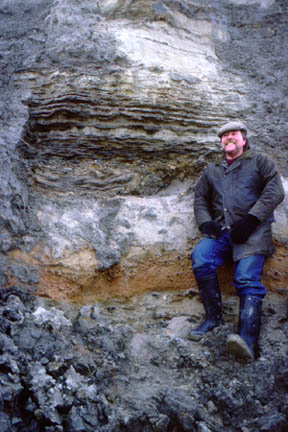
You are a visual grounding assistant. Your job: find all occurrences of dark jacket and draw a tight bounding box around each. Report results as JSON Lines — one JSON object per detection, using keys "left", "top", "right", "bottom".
{"left": 194, "top": 150, "right": 285, "bottom": 261}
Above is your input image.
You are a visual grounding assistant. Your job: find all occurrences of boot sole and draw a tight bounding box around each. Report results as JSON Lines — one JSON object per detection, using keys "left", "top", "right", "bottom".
{"left": 226, "top": 334, "right": 254, "bottom": 361}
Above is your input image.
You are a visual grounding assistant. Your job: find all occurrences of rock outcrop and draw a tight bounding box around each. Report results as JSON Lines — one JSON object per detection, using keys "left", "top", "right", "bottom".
{"left": 0, "top": 0, "right": 287, "bottom": 302}
{"left": 0, "top": 1, "right": 288, "bottom": 430}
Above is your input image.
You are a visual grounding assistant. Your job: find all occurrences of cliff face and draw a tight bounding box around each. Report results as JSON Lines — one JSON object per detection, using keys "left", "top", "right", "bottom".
{"left": 1, "top": 2, "right": 288, "bottom": 432}
{"left": 1, "top": 0, "right": 287, "bottom": 302}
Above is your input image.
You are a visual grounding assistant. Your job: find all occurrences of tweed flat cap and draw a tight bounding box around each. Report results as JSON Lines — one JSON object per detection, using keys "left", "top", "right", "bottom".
{"left": 217, "top": 120, "right": 248, "bottom": 137}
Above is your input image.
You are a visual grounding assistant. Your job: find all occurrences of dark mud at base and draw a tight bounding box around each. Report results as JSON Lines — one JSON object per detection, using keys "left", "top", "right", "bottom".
{"left": 1, "top": 285, "right": 288, "bottom": 432}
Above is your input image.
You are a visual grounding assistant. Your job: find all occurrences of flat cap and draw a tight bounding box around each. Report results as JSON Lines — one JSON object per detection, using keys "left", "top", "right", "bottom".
{"left": 217, "top": 120, "right": 248, "bottom": 138}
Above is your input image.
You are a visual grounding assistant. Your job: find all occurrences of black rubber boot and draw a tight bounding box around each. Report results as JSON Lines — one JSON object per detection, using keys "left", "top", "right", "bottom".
{"left": 187, "top": 276, "right": 224, "bottom": 341}
{"left": 226, "top": 295, "right": 263, "bottom": 361}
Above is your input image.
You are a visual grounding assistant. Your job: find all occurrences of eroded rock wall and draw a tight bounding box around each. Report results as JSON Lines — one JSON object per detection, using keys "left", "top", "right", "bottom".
{"left": 0, "top": 0, "right": 287, "bottom": 302}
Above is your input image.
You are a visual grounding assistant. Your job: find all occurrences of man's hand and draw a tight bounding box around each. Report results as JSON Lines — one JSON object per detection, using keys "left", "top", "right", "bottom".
{"left": 230, "top": 214, "right": 260, "bottom": 244}
{"left": 200, "top": 221, "right": 222, "bottom": 239}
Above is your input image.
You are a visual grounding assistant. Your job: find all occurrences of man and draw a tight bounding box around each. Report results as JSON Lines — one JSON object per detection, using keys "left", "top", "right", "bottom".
{"left": 188, "top": 120, "right": 284, "bottom": 361}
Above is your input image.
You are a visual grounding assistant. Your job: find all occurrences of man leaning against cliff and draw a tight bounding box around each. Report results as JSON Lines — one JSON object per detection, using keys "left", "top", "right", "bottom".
{"left": 188, "top": 120, "right": 284, "bottom": 361}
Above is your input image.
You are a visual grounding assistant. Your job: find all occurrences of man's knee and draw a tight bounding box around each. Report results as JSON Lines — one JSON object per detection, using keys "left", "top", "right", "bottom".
{"left": 191, "top": 244, "right": 205, "bottom": 270}
{"left": 191, "top": 238, "right": 213, "bottom": 269}
{"left": 191, "top": 245, "right": 216, "bottom": 280}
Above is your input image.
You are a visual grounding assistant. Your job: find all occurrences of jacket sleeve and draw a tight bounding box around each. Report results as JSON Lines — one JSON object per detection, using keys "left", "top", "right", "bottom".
{"left": 248, "top": 156, "right": 285, "bottom": 222}
{"left": 193, "top": 169, "right": 213, "bottom": 228}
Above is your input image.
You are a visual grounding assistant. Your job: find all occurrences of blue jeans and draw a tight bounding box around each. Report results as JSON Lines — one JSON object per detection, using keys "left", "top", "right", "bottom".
{"left": 191, "top": 229, "right": 266, "bottom": 297}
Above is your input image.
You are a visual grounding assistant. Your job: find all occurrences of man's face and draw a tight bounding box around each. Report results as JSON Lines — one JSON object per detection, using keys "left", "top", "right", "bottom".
{"left": 221, "top": 130, "right": 246, "bottom": 159}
